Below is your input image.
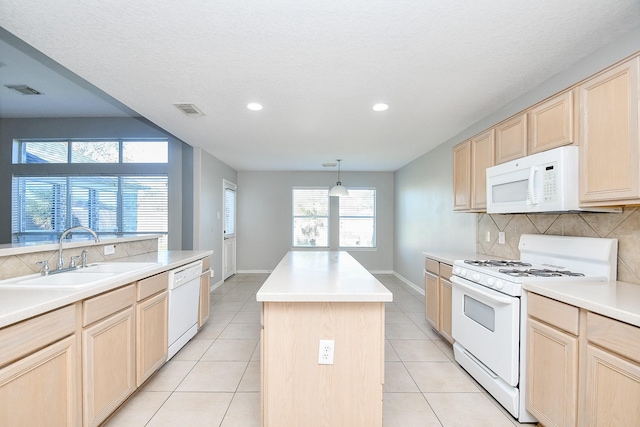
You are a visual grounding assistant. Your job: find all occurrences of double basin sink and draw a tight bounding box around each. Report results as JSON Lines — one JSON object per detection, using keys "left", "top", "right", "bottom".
{"left": 0, "top": 262, "right": 160, "bottom": 289}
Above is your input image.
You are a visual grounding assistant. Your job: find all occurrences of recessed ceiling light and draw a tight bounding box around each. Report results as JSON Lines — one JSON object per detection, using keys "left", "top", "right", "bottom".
{"left": 373, "top": 103, "right": 389, "bottom": 111}
{"left": 247, "top": 103, "right": 263, "bottom": 111}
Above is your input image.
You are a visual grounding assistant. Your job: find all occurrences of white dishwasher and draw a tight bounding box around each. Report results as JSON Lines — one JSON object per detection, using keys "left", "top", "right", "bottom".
{"left": 167, "top": 260, "right": 203, "bottom": 360}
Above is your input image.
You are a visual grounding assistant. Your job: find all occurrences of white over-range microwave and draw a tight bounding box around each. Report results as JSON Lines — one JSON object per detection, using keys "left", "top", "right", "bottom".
{"left": 485, "top": 146, "right": 615, "bottom": 214}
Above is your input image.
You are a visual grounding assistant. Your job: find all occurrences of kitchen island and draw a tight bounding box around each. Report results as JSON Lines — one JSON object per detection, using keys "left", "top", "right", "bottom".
{"left": 257, "top": 251, "right": 392, "bottom": 427}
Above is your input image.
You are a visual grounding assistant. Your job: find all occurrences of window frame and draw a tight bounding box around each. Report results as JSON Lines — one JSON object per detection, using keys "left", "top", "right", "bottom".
{"left": 292, "top": 187, "right": 330, "bottom": 248}
{"left": 11, "top": 138, "right": 170, "bottom": 248}
{"left": 338, "top": 187, "right": 377, "bottom": 249}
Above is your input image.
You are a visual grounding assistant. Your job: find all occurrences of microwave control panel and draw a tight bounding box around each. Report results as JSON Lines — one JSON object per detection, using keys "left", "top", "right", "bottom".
{"left": 542, "top": 164, "right": 557, "bottom": 202}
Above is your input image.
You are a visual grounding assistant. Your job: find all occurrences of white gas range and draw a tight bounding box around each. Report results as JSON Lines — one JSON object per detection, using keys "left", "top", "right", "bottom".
{"left": 450, "top": 234, "right": 617, "bottom": 423}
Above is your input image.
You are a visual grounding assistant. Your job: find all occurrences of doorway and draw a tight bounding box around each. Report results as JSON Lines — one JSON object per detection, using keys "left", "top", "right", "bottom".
{"left": 223, "top": 180, "right": 237, "bottom": 279}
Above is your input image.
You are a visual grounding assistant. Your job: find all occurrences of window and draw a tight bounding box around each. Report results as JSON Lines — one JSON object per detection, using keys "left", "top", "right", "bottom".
{"left": 339, "top": 188, "right": 376, "bottom": 248}
{"left": 292, "top": 188, "right": 329, "bottom": 247}
{"left": 224, "top": 186, "right": 236, "bottom": 236}
{"left": 12, "top": 175, "right": 168, "bottom": 243}
{"left": 15, "top": 139, "right": 169, "bottom": 164}
{"left": 12, "top": 139, "right": 169, "bottom": 248}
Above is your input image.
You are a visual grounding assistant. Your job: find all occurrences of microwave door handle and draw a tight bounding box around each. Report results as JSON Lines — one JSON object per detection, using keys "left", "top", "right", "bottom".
{"left": 528, "top": 166, "right": 538, "bottom": 205}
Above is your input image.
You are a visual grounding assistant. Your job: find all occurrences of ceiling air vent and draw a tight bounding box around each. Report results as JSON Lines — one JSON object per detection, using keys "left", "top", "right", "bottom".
{"left": 5, "top": 85, "right": 43, "bottom": 95}
{"left": 174, "top": 103, "right": 205, "bottom": 117}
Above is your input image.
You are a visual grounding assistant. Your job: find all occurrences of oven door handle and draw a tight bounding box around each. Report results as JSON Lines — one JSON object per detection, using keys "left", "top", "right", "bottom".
{"left": 451, "top": 276, "right": 513, "bottom": 305}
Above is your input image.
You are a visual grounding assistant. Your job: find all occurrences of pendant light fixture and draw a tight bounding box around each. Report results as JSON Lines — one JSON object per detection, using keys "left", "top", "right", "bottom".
{"left": 329, "top": 159, "right": 349, "bottom": 197}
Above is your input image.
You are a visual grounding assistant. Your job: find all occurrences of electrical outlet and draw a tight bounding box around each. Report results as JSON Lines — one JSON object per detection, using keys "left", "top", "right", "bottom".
{"left": 318, "top": 339, "right": 335, "bottom": 365}
{"left": 485, "top": 231, "right": 491, "bottom": 242}
{"left": 103, "top": 244, "right": 116, "bottom": 255}
{"left": 498, "top": 232, "right": 506, "bottom": 245}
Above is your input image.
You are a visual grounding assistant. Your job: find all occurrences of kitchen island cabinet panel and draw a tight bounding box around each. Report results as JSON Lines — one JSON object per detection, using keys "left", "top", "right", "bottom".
{"left": 262, "top": 301, "right": 385, "bottom": 427}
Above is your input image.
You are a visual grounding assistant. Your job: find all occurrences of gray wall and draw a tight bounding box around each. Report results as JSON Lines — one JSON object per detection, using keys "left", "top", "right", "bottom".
{"left": 393, "top": 26, "right": 640, "bottom": 289}
{"left": 0, "top": 117, "right": 188, "bottom": 249}
{"left": 236, "top": 171, "right": 394, "bottom": 272}
{"left": 192, "top": 148, "right": 237, "bottom": 285}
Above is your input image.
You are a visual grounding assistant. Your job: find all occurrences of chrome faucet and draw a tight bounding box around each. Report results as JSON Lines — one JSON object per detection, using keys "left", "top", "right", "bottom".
{"left": 57, "top": 226, "right": 100, "bottom": 270}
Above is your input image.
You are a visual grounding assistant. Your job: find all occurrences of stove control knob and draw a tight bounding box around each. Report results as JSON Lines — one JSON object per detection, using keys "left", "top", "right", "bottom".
{"left": 487, "top": 277, "right": 495, "bottom": 287}
{"left": 472, "top": 273, "right": 481, "bottom": 282}
{"left": 460, "top": 269, "right": 467, "bottom": 277}
{"left": 453, "top": 266, "right": 461, "bottom": 275}
{"left": 495, "top": 280, "right": 504, "bottom": 290}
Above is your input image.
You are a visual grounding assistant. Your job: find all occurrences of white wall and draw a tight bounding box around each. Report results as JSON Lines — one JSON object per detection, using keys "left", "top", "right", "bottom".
{"left": 192, "top": 148, "right": 238, "bottom": 285}
{"left": 393, "top": 26, "right": 640, "bottom": 289}
{"left": 236, "top": 171, "right": 394, "bottom": 272}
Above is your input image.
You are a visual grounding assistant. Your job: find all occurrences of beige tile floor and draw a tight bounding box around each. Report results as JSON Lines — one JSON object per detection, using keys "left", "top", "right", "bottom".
{"left": 105, "top": 273, "right": 534, "bottom": 427}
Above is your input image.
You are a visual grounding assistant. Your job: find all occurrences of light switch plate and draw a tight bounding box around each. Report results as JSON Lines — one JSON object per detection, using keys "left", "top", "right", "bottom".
{"left": 498, "top": 232, "right": 506, "bottom": 245}
{"left": 103, "top": 244, "right": 116, "bottom": 255}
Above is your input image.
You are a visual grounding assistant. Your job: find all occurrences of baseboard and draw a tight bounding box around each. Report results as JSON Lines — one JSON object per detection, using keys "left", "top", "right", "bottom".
{"left": 210, "top": 279, "right": 224, "bottom": 292}
{"left": 393, "top": 271, "right": 425, "bottom": 296}
{"left": 369, "top": 270, "right": 394, "bottom": 274}
{"left": 237, "top": 269, "right": 272, "bottom": 274}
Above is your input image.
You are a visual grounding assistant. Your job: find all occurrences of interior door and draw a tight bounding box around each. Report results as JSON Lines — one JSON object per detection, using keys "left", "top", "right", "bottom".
{"left": 223, "top": 180, "right": 237, "bottom": 279}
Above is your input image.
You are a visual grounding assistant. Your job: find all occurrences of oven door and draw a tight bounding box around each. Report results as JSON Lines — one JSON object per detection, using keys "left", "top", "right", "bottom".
{"left": 451, "top": 276, "right": 520, "bottom": 387}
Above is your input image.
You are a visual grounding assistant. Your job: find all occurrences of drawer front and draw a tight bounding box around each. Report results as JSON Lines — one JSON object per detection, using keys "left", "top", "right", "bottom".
{"left": 83, "top": 284, "right": 135, "bottom": 327}
{"left": 425, "top": 258, "right": 439, "bottom": 275}
{"left": 137, "top": 271, "right": 169, "bottom": 301}
{"left": 0, "top": 304, "right": 77, "bottom": 367}
{"left": 587, "top": 312, "right": 640, "bottom": 364}
{"left": 527, "top": 292, "right": 579, "bottom": 335}
{"left": 439, "top": 263, "right": 453, "bottom": 280}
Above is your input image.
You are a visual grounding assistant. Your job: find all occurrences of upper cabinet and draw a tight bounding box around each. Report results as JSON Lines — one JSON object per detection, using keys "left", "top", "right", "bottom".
{"left": 470, "top": 129, "right": 495, "bottom": 210}
{"left": 453, "top": 130, "right": 495, "bottom": 212}
{"left": 495, "top": 113, "right": 527, "bottom": 164}
{"left": 528, "top": 89, "right": 576, "bottom": 154}
{"left": 579, "top": 56, "right": 640, "bottom": 205}
{"left": 453, "top": 140, "right": 471, "bottom": 210}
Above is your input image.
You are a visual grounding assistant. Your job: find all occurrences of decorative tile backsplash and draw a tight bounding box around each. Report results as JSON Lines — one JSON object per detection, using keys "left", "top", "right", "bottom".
{"left": 477, "top": 208, "right": 640, "bottom": 285}
{"left": 0, "top": 238, "right": 158, "bottom": 281}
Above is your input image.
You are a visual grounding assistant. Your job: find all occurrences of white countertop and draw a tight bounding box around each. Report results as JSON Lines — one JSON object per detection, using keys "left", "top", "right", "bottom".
{"left": 422, "top": 251, "right": 494, "bottom": 265}
{"left": 256, "top": 251, "right": 393, "bottom": 303}
{"left": 523, "top": 280, "right": 640, "bottom": 328}
{"left": 0, "top": 250, "right": 212, "bottom": 329}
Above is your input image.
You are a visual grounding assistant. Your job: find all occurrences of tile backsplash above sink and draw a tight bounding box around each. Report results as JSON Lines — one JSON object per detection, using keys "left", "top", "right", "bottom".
{"left": 0, "top": 238, "right": 159, "bottom": 281}
{"left": 477, "top": 208, "right": 640, "bottom": 285}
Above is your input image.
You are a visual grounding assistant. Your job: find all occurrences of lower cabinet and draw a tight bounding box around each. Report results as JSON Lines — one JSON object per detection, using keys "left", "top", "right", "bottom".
{"left": 82, "top": 285, "right": 136, "bottom": 427}
{"left": 136, "top": 291, "right": 168, "bottom": 386}
{"left": 199, "top": 257, "right": 211, "bottom": 328}
{"left": 526, "top": 292, "right": 640, "bottom": 427}
{"left": 424, "top": 257, "right": 454, "bottom": 344}
{"left": 0, "top": 304, "right": 78, "bottom": 427}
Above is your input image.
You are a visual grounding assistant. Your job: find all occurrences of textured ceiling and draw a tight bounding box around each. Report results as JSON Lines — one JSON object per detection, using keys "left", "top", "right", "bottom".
{"left": 0, "top": 1, "right": 639, "bottom": 171}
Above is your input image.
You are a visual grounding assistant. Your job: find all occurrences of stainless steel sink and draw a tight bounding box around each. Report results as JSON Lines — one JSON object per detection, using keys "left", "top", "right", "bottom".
{"left": 0, "top": 262, "right": 160, "bottom": 289}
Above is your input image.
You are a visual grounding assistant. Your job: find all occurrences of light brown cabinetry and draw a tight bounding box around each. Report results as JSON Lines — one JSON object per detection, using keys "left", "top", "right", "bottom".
{"left": 0, "top": 305, "right": 79, "bottom": 427}
{"left": 495, "top": 113, "right": 528, "bottom": 164}
{"left": 453, "top": 140, "right": 471, "bottom": 210}
{"left": 529, "top": 89, "right": 576, "bottom": 154}
{"left": 261, "top": 301, "right": 385, "bottom": 426}
{"left": 453, "top": 129, "right": 495, "bottom": 212}
{"left": 136, "top": 272, "right": 169, "bottom": 387}
{"left": 526, "top": 292, "right": 640, "bottom": 427}
{"left": 199, "top": 256, "right": 211, "bottom": 328}
{"left": 526, "top": 293, "right": 579, "bottom": 427}
{"left": 583, "top": 312, "right": 640, "bottom": 426}
{"left": 424, "top": 258, "right": 454, "bottom": 344}
{"left": 579, "top": 56, "right": 640, "bottom": 205}
{"left": 82, "top": 285, "right": 136, "bottom": 427}
{"left": 136, "top": 294, "right": 168, "bottom": 387}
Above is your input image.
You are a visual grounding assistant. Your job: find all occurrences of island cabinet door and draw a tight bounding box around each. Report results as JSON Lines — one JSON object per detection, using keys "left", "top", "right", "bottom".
{"left": 262, "top": 301, "right": 385, "bottom": 427}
